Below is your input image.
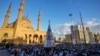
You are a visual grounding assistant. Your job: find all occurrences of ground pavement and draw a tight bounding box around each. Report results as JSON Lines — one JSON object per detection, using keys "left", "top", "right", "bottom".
{"left": 0, "top": 49, "right": 10, "bottom": 56}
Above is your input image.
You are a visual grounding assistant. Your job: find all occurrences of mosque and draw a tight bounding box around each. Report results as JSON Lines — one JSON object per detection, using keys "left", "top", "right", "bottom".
{"left": 0, "top": 0, "right": 46, "bottom": 45}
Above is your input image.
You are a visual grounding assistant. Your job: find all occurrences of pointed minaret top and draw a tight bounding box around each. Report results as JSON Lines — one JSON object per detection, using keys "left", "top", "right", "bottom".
{"left": 37, "top": 9, "right": 41, "bottom": 31}
{"left": 9, "top": 3, "right": 12, "bottom": 9}
{"left": 38, "top": 8, "right": 41, "bottom": 16}
{"left": 2, "top": 3, "right": 12, "bottom": 28}
{"left": 22, "top": 0, "right": 24, "bottom": 4}
{"left": 17, "top": 0, "right": 24, "bottom": 21}
{"left": 26, "top": 12, "right": 28, "bottom": 18}
{"left": 7, "top": 3, "right": 12, "bottom": 12}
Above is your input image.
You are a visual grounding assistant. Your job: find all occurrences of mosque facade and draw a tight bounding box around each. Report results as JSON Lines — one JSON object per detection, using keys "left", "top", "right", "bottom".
{"left": 0, "top": 0, "right": 46, "bottom": 45}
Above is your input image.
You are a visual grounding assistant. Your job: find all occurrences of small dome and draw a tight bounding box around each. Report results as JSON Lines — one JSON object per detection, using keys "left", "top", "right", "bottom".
{"left": 22, "top": 17, "right": 31, "bottom": 23}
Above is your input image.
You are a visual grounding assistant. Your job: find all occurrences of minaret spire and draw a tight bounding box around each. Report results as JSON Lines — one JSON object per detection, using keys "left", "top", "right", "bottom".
{"left": 13, "top": 0, "right": 24, "bottom": 44}
{"left": 17, "top": 0, "right": 24, "bottom": 22}
{"left": 26, "top": 12, "right": 28, "bottom": 18}
{"left": 2, "top": 3, "right": 12, "bottom": 28}
{"left": 37, "top": 9, "right": 41, "bottom": 31}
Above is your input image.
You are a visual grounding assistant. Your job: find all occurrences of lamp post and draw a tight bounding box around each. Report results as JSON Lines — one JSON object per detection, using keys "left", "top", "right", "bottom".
{"left": 69, "top": 14, "right": 74, "bottom": 45}
{"left": 69, "top": 14, "right": 73, "bottom": 25}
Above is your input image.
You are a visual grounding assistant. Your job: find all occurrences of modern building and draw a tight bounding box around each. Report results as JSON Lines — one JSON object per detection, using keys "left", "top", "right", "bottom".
{"left": 0, "top": 0, "right": 46, "bottom": 45}
{"left": 89, "top": 32, "right": 96, "bottom": 44}
{"left": 93, "top": 33, "right": 100, "bottom": 44}
{"left": 65, "top": 34, "right": 72, "bottom": 44}
{"left": 55, "top": 37, "right": 65, "bottom": 43}
{"left": 70, "top": 25, "right": 90, "bottom": 44}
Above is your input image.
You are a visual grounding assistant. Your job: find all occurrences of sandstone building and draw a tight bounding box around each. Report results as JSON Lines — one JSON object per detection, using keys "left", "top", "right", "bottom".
{"left": 69, "top": 25, "right": 90, "bottom": 44}
{"left": 65, "top": 34, "right": 72, "bottom": 44}
{"left": 0, "top": 0, "right": 46, "bottom": 45}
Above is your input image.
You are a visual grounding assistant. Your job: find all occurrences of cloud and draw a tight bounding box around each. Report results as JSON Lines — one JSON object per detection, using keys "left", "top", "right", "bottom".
{"left": 52, "top": 22, "right": 73, "bottom": 37}
{"left": 91, "top": 25, "right": 100, "bottom": 33}
{"left": 85, "top": 18, "right": 99, "bottom": 27}
{"left": 85, "top": 18, "right": 100, "bottom": 33}
{"left": 52, "top": 18, "right": 100, "bottom": 38}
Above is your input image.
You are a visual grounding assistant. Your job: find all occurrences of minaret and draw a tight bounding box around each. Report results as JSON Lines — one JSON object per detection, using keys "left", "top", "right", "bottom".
{"left": 44, "top": 20, "right": 55, "bottom": 47}
{"left": 37, "top": 9, "right": 41, "bottom": 31}
{"left": 2, "top": 3, "right": 11, "bottom": 28}
{"left": 13, "top": 0, "right": 24, "bottom": 43}
{"left": 26, "top": 13, "right": 28, "bottom": 18}
{"left": 17, "top": 0, "right": 24, "bottom": 22}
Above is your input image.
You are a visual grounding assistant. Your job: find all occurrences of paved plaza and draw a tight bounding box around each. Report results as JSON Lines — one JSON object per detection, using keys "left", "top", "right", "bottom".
{"left": 0, "top": 49, "right": 10, "bottom": 56}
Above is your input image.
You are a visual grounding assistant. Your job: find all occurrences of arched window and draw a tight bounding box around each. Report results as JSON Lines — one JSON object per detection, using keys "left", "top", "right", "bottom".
{"left": 40, "top": 35, "right": 42, "bottom": 43}
{"left": 3, "top": 33, "right": 8, "bottom": 39}
{"left": 29, "top": 34, "right": 32, "bottom": 43}
{"left": 25, "top": 34, "right": 28, "bottom": 40}
{"left": 34, "top": 34, "right": 38, "bottom": 39}
{"left": 34, "top": 34, "right": 38, "bottom": 43}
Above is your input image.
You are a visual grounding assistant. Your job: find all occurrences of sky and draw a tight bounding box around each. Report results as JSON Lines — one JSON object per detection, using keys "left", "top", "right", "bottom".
{"left": 0, "top": 0, "right": 100, "bottom": 37}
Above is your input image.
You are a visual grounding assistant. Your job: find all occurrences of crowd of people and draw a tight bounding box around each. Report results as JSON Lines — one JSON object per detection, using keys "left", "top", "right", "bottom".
{"left": 3, "top": 44, "right": 100, "bottom": 56}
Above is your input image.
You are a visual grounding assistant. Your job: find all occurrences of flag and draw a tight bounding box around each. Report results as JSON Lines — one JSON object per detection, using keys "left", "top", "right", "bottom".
{"left": 69, "top": 14, "right": 72, "bottom": 16}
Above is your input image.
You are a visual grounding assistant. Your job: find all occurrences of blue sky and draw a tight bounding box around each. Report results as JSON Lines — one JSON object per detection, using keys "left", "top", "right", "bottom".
{"left": 0, "top": 0, "right": 100, "bottom": 37}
